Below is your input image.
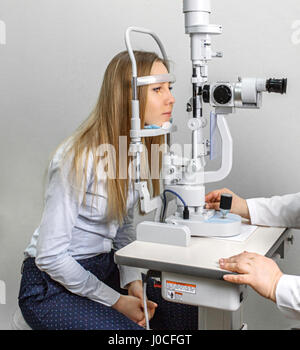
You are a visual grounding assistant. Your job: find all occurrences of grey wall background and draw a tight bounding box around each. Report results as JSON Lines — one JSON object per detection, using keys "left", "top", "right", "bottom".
{"left": 0, "top": 0, "right": 299, "bottom": 329}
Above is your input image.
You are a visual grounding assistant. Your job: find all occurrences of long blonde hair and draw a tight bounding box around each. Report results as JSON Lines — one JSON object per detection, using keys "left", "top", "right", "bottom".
{"left": 56, "top": 51, "right": 168, "bottom": 224}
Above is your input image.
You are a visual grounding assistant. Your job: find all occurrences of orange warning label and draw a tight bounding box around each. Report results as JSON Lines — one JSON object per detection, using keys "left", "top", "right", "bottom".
{"left": 166, "top": 280, "right": 196, "bottom": 294}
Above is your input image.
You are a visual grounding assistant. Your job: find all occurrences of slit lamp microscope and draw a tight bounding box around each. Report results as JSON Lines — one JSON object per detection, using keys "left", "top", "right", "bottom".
{"left": 126, "top": 0, "right": 287, "bottom": 245}
{"left": 116, "top": 0, "right": 289, "bottom": 330}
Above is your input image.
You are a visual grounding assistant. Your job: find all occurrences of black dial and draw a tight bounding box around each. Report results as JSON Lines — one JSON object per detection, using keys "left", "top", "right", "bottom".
{"left": 220, "top": 194, "right": 232, "bottom": 211}
{"left": 213, "top": 85, "right": 232, "bottom": 105}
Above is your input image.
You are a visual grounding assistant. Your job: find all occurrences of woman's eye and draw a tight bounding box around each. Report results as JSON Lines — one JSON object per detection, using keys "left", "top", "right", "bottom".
{"left": 153, "top": 86, "right": 173, "bottom": 93}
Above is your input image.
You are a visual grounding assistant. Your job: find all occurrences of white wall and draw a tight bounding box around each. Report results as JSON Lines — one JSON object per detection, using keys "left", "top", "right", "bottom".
{"left": 0, "top": 0, "right": 299, "bottom": 329}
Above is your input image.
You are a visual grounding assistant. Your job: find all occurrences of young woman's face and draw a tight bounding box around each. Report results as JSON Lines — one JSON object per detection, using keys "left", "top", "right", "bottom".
{"left": 144, "top": 61, "right": 175, "bottom": 127}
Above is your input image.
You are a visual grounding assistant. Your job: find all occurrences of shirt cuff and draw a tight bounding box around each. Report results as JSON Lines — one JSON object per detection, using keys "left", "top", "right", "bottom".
{"left": 118, "top": 265, "right": 142, "bottom": 289}
{"left": 87, "top": 279, "right": 121, "bottom": 307}
{"left": 276, "top": 274, "right": 300, "bottom": 320}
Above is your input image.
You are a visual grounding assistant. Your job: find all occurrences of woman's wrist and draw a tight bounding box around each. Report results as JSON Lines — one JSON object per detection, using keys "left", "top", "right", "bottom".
{"left": 111, "top": 295, "right": 124, "bottom": 311}
{"left": 128, "top": 280, "right": 142, "bottom": 288}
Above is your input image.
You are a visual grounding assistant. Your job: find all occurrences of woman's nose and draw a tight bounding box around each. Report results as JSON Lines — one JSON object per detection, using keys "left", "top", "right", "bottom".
{"left": 166, "top": 91, "right": 175, "bottom": 105}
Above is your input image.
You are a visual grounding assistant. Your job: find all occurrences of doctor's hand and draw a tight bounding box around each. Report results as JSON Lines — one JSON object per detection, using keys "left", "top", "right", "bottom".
{"left": 127, "top": 280, "right": 158, "bottom": 327}
{"left": 219, "top": 251, "right": 283, "bottom": 302}
{"left": 205, "top": 188, "right": 250, "bottom": 220}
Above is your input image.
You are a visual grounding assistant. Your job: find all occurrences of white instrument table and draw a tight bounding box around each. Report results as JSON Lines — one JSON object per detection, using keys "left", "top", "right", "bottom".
{"left": 115, "top": 223, "right": 288, "bottom": 280}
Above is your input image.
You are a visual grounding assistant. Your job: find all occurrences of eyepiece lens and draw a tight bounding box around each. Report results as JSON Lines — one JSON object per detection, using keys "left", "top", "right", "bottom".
{"left": 266, "top": 78, "right": 287, "bottom": 94}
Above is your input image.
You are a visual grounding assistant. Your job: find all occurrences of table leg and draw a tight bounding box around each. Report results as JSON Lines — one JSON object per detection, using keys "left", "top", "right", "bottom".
{"left": 198, "top": 305, "right": 246, "bottom": 330}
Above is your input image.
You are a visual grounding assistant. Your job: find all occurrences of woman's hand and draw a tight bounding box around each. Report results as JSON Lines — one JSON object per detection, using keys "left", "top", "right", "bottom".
{"left": 126, "top": 280, "right": 158, "bottom": 327}
{"left": 112, "top": 295, "right": 147, "bottom": 325}
{"left": 219, "top": 251, "right": 283, "bottom": 302}
{"left": 128, "top": 280, "right": 144, "bottom": 300}
{"left": 205, "top": 188, "right": 250, "bottom": 220}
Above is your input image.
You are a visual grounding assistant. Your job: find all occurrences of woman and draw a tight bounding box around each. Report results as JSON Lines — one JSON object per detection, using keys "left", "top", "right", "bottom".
{"left": 205, "top": 188, "right": 300, "bottom": 320}
{"left": 18, "top": 51, "right": 198, "bottom": 330}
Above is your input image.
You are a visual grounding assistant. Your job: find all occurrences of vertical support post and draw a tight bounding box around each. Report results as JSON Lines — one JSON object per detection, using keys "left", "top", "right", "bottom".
{"left": 198, "top": 306, "right": 245, "bottom": 330}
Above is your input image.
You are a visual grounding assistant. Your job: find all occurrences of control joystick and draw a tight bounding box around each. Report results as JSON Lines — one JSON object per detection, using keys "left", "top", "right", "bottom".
{"left": 220, "top": 194, "right": 232, "bottom": 219}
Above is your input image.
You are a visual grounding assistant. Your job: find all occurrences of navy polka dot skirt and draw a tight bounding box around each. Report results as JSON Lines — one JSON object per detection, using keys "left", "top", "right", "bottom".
{"left": 18, "top": 251, "right": 198, "bottom": 330}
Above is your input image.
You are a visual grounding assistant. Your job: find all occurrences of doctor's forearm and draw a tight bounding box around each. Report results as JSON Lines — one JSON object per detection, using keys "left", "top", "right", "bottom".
{"left": 247, "top": 193, "right": 300, "bottom": 228}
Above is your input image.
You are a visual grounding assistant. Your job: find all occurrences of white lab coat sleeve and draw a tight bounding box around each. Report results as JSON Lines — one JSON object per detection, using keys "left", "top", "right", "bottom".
{"left": 247, "top": 193, "right": 300, "bottom": 320}
{"left": 246, "top": 192, "right": 300, "bottom": 228}
{"left": 114, "top": 204, "right": 142, "bottom": 289}
{"left": 276, "top": 274, "right": 300, "bottom": 320}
